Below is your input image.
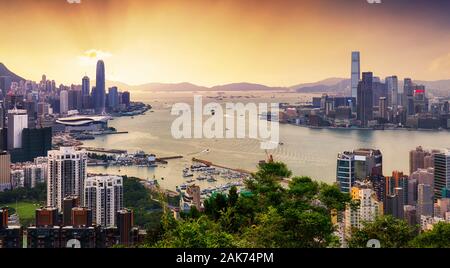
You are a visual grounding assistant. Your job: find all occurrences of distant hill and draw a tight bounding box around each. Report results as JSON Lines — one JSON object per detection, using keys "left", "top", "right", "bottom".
{"left": 291, "top": 78, "right": 350, "bottom": 94}
{"left": 0, "top": 63, "right": 26, "bottom": 82}
{"left": 124, "top": 82, "right": 287, "bottom": 92}
{"left": 210, "top": 82, "right": 286, "bottom": 91}
{"left": 1, "top": 63, "right": 450, "bottom": 96}
{"left": 413, "top": 80, "right": 450, "bottom": 97}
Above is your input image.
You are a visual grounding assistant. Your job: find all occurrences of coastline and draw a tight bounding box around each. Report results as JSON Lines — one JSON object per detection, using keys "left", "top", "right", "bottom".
{"left": 287, "top": 123, "right": 449, "bottom": 133}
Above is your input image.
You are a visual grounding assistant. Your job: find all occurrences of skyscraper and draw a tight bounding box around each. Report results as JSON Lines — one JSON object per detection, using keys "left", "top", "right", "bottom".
{"left": 410, "top": 146, "right": 428, "bottom": 174}
{"left": 404, "top": 78, "right": 415, "bottom": 116}
{"left": 357, "top": 72, "right": 373, "bottom": 127}
{"left": 434, "top": 149, "right": 450, "bottom": 200}
{"left": 108, "top": 87, "right": 119, "bottom": 110}
{"left": 385, "top": 76, "right": 398, "bottom": 108}
{"left": 82, "top": 76, "right": 90, "bottom": 97}
{"left": 121, "top": 91, "right": 130, "bottom": 107}
{"left": 117, "top": 209, "right": 136, "bottom": 246}
{"left": 417, "top": 184, "right": 433, "bottom": 221}
{"left": 337, "top": 152, "right": 355, "bottom": 193}
{"left": 84, "top": 175, "right": 123, "bottom": 227}
{"left": 47, "top": 147, "right": 88, "bottom": 212}
{"left": 7, "top": 108, "right": 28, "bottom": 150}
{"left": 59, "top": 90, "right": 69, "bottom": 115}
{"left": 351, "top": 52, "right": 360, "bottom": 100}
{"left": 353, "top": 148, "right": 383, "bottom": 179}
{"left": 0, "top": 151, "right": 11, "bottom": 191}
{"left": 95, "top": 60, "right": 106, "bottom": 114}
{"left": 379, "top": 97, "right": 387, "bottom": 120}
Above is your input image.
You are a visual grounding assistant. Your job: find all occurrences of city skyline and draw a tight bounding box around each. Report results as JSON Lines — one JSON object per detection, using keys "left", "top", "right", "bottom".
{"left": 1, "top": 0, "right": 450, "bottom": 86}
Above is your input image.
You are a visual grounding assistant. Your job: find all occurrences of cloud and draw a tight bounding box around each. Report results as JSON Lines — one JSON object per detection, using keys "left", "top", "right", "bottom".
{"left": 429, "top": 52, "right": 450, "bottom": 73}
{"left": 78, "top": 49, "right": 112, "bottom": 66}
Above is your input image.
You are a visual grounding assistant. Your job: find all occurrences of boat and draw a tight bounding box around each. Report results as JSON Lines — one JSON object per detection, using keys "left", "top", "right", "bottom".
{"left": 183, "top": 171, "right": 194, "bottom": 177}
{"left": 207, "top": 178, "right": 217, "bottom": 183}
{"left": 186, "top": 179, "right": 195, "bottom": 183}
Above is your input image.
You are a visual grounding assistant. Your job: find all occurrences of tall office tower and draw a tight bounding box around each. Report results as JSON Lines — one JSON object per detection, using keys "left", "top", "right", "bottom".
{"left": 379, "top": 97, "right": 387, "bottom": 120}
{"left": 121, "top": 91, "right": 130, "bottom": 107}
{"left": 413, "top": 85, "right": 428, "bottom": 113}
{"left": 385, "top": 187, "right": 404, "bottom": 219}
{"left": 108, "top": 87, "right": 119, "bottom": 110}
{"left": 351, "top": 52, "right": 360, "bottom": 100}
{"left": 35, "top": 207, "right": 59, "bottom": 227}
{"left": 95, "top": 60, "right": 106, "bottom": 114}
{"left": 407, "top": 178, "right": 418, "bottom": 206}
{"left": 410, "top": 146, "right": 431, "bottom": 174}
{"left": 353, "top": 148, "right": 383, "bottom": 179}
{"left": 62, "top": 196, "right": 79, "bottom": 226}
{"left": 82, "top": 76, "right": 90, "bottom": 97}
{"left": 59, "top": 90, "right": 68, "bottom": 115}
{"left": 386, "top": 171, "right": 409, "bottom": 205}
{"left": 434, "top": 149, "right": 450, "bottom": 200}
{"left": 344, "top": 182, "right": 382, "bottom": 233}
{"left": 7, "top": 108, "right": 28, "bottom": 150}
{"left": 84, "top": 175, "right": 123, "bottom": 227}
{"left": 47, "top": 147, "right": 88, "bottom": 212}
{"left": 386, "top": 76, "right": 399, "bottom": 108}
{"left": 434, "top": 198, "right": 450, "bottom": 218}
{"left": 336, "top": 152, "right": 355, "bottom": 193}
{"left": 403, "top": 205, "right": 417, "bottom": 226}
{"left": 404, "top": 78, "right": 415, "bottom": 115}
{"left": 410, "top": 167, "right": 434, "bottom": 186}
{"left": 357, "top": 72, "right": 374, "bottom": 127}
{"left": 68, "top": 90, "right": 82, "bottom": 111}
{"left": 417, "top": 184, "right": 433, "bottom": 221}
{"left": 372, "top": 81, "right": 387, "bottom": 106}
{"left": 0, "top": 152, "right": 11, "bottom": 191}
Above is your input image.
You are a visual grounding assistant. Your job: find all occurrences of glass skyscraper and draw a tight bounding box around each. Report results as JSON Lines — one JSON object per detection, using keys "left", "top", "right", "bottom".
{"left": 95, "top": 60, "right": 106, "bottom": 114}
{"left": 351, "top": 51, "right": 360, "bottom": 100}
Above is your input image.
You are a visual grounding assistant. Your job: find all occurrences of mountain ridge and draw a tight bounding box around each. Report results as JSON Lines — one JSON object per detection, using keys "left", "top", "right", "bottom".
{"left": 2, "top": 63, "right": 450, "bottom": 95}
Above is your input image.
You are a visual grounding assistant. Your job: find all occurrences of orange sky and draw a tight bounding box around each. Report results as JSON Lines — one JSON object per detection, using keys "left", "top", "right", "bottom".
{"left": 1, "top": 0, "right": 450, "bottom": 86}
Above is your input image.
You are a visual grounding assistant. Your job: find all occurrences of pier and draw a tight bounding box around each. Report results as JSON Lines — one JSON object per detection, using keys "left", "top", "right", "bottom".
{"left": 192, "top": 158, "right": 253, "bottom": 175}
{"left": 156, "top": 156, "right": 183, "bottom": 164}
{"left": 78, "top": 147, "right": 127, "bottom": 154}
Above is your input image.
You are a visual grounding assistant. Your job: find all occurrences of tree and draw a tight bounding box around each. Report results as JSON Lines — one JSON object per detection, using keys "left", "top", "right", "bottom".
{"left": 347, "top": 216, "right": 416, "bottom": 248}
{"left": 410, "top": 222, "right": 450, "bottom": 248}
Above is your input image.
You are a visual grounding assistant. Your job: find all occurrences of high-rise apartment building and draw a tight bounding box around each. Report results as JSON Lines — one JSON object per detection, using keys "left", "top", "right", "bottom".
{"left": 344, "top": 182, "right": 382, "bottom": 234}
{"left": 59, "top": 90, "right": 68, "bottom": 115}
{"left": 47, "top": 147, "right": 88, "bottom": 212}
{"left": 84, "top": 175, "right": 123, "bottom": 227}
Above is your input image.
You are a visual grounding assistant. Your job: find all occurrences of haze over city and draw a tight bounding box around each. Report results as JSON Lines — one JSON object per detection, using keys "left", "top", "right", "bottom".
{"left": 1, "top": 0, "right": 450, "bottom": 86}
